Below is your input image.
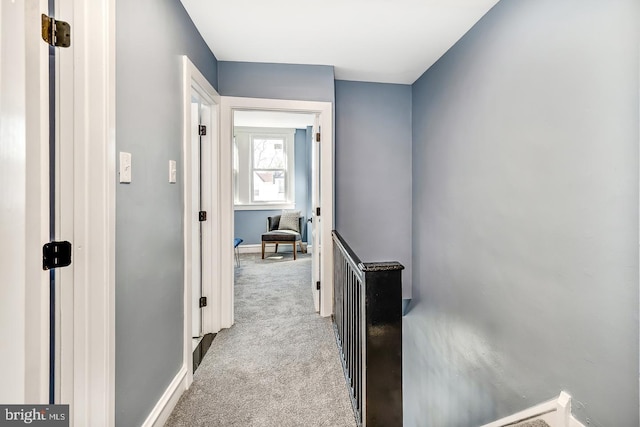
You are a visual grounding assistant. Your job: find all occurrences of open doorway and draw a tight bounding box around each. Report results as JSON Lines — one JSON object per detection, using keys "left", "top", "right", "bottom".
{"left": 220, "top": 97, "right": 334, "bottom": 322}
{"left": 232, "top": 110, "right": 317, "bottom": 297}
{"left": 231, "top": 111, "right": 315, "bottom": 246}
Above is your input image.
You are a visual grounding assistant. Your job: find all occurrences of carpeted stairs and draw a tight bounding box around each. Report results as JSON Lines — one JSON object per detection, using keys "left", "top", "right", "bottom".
{"left": 165, "top": 253, "right": 356, "bottom": 427}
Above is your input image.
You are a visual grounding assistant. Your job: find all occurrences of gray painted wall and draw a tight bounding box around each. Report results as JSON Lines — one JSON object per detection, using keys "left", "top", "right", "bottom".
{"left": 218, "top": 61, "right": 335, "bottom": 102}
{"left": 406, "top": 1, "right": 639, "bottom": 426}
{"left": 115, "top": 0, "right": 218, "bottom": 426}
{"left": 335, "top": 80, "right": 413, "bottom": 298}
{"left": 234, "top": 129, "right": 311, "bottom": 244}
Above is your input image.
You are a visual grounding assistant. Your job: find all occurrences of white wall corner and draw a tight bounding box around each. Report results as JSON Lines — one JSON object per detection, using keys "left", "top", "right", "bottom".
{"left": 480, "top": 391, "right": 585, "bottom": 427}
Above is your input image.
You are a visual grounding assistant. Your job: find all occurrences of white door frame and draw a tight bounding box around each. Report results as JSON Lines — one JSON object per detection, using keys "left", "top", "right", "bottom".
{"left": 1, "top": 0, "right": 116, "bottom": 423}
{"left": 182, "top": 56, "right": 221, "bottom": 386}
{"left": 220, "top": 97, "right": 334, "bottom": 318}
{"left": 56, "top": 0, "right": 116, "bottom": 425}
{"left": 0, "top": 0, "right": 50, "bottom": 404}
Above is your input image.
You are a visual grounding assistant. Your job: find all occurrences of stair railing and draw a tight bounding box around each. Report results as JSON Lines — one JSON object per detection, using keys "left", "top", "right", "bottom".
{"left": 332, "top": 230, "right": 403, "bottom": 427}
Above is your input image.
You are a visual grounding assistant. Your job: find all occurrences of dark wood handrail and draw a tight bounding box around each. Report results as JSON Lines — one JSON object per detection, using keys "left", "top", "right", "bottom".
{"left": 332, "top": 230, "right": 403, "bottom": 427}
{"left": 332, "top": 230, "right": 364, "bottom": 266}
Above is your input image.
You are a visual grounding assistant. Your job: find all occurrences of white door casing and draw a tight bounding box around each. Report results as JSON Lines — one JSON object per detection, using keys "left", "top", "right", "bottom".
{"left": 220, "top": 97, "right": 334, "bottom": 318}
{"left": 56, "top": 0, "right": 117, "bottom": 425}
{"left": 182, "top": 56, "right": 221, "bottom": 387}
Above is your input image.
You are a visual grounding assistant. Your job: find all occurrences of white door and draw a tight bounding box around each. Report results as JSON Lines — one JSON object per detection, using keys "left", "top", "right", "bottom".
{"left": 310, "top": 115, "right": 321, "bottom": 312}
{"left": 191, "top": 99, "right": 203, "bottom": 338}
{"left": 190, "top": 85, "right": 215, "bottom": 341}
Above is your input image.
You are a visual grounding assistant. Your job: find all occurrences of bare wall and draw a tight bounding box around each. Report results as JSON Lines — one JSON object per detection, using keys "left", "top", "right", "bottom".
{"left": 218, "top": 61, "right": 334, "bottom": 102}
{"left": 115, "top": 0, "right": 218, "bottom": 426}
{"left": 335, "top": 80, "right": 413, "bottom": 298}
{"left": 406, "top": 0, "right": 639, "bottom": 426}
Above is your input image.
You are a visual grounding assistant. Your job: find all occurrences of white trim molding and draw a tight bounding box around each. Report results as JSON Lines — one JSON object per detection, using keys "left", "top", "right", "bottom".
{"left": 481, "top": 392, "right": 585, "bottom": 427}
{"left": 56, "top": 0, "right": 116, "bottom": 425}
{"left": 221, "top": 97, "right": 334, "bottom": 319}
{"left": 140, "top": 366, "right": 188, "bottom": 427}
{"left": 234, "top": 204, "right": 296, "bottom": 211}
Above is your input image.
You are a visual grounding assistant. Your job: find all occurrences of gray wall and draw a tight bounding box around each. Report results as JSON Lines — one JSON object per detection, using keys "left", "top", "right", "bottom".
{"left": 115, "top": 0, "right": 218, "bottom": 426}
{"left": 335, "top": 80, "right": 413, "bottom": 298}
{"left": 218, "top": 61, "right": 334, "bottom": 102}
{"left": 406, "top": 0, "right": 639, "bottom": 426}
{"left": 234, "top": 129, "right": 311, "bottom": 244}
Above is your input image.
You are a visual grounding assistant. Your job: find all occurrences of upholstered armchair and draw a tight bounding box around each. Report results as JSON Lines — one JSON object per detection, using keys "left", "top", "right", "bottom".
{"left": 261, "top": 213, "right": 304, "bottom": 260}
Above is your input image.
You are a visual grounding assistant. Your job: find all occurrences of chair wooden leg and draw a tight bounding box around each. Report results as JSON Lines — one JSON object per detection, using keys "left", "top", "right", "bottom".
{"left": 261, "top": 242, "right": 265, "bottom": 259}
{"left": 293, "top": 242, "right": 297, "bottom": 260}
{"left": 275, "top": 243, "right": 278, "bottom": 253}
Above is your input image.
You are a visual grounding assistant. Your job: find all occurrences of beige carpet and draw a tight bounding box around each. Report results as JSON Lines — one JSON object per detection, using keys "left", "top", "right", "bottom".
{"left": 165, "top": 253, "right": 356, "bottom": 427}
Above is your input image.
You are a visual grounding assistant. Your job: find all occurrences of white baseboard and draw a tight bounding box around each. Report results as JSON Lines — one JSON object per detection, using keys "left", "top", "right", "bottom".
{"left": 481, "top": 391, "right": 585, "bottom": 427}
{"left": 141, "top": 365, "right": 187, "bottom": 427}
{"left": 236, "top": 243, "right": 311, "bottom": 254}
{"left": 236, "top": 243, "right": 260, "bottom": 254}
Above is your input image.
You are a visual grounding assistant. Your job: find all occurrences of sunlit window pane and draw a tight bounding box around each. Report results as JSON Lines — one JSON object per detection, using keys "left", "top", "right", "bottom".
{"left": 253, "top": 170, "right": 285, "bottom": 202}
{"left": 253, "top": 139, "right": 285, "bottom": 169}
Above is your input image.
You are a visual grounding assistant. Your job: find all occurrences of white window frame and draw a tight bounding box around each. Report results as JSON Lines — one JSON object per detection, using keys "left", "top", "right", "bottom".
{"left": 234, "top": 127, "right": 296, "bottom": 210}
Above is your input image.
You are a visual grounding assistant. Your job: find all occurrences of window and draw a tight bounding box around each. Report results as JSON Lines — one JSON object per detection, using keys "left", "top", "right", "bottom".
{"left": 234, "top": 127, "right": 295, "bottom": 209}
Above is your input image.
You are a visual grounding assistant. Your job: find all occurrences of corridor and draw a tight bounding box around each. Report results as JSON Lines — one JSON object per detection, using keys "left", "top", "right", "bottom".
{"left": 166, "top": 253, "right": 356, "bottom": 427}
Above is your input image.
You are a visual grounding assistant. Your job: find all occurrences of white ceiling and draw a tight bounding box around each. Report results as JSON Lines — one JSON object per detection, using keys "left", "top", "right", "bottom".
{"left": 180, "top": 0, "right": 499, "bottom": 85}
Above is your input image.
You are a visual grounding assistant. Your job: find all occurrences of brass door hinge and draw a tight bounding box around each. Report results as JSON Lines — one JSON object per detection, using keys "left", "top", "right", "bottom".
{"left": 41, "top": 14, "right": 71, "bottom": 47}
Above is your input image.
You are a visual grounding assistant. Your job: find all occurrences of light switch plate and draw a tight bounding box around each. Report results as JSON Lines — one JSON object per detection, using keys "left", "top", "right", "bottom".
{"left": 169, "top": 160, "right": 177, "bottom": 183}
{"left": 119, "top": 152, "right": 131, "bottom": 183}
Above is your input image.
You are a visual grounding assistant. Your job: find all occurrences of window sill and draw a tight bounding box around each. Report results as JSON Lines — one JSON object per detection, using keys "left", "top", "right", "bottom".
{"left": 234, "top": 203, "right": 296, "bottom": 211}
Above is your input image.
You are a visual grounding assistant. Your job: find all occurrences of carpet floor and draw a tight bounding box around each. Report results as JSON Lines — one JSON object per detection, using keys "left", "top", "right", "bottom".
{"left": 165, "top": 253, "right": 357, "bottom": 427}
